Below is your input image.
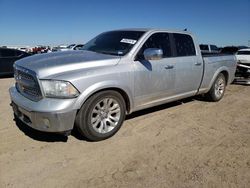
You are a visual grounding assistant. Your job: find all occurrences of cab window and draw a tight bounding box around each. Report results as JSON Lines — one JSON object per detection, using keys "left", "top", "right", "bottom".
{"left": 137, "top": 32, "right": 172, "bottom": 59}
{"left": 173, "top": 33, "right": 196, "bottom": 56}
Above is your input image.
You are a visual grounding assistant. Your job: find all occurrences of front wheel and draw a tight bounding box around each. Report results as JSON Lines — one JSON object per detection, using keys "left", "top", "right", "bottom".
{"left": 75, "top": 90, "right": 126, "bottom": 141}
{"left": 206, "top": 73, "right": 226, "bottom": 101}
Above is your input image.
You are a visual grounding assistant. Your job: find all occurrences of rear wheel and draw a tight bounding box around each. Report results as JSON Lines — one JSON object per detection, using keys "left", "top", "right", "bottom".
{"left": 75, "top": 90, "right": 126, "bottom": 141}
{"left": 206, "top": 73, "right": 226, "bottom": 101}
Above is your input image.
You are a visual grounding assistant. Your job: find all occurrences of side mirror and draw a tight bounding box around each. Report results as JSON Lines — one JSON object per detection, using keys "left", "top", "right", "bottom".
{"left": 143, "top": 48, "right": 163, "bottom": 60}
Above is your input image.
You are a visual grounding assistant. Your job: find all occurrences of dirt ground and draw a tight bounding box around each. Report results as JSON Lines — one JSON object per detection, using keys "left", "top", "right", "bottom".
{"left": 0, "top": 77, "right": 249, "bottom": 188}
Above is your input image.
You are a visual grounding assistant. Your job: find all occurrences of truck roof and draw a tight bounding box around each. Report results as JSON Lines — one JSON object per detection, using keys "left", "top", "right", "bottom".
{"left": 110, "top": 28, "right": 193, "bottom": 35}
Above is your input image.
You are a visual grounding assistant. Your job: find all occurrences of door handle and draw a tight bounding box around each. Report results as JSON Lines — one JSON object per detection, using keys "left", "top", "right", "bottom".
{"left": 195, "top": 62, "right": 202, "bottom": 66}
{"left": 165, "top": 65, "right": 174, "bottom": 69}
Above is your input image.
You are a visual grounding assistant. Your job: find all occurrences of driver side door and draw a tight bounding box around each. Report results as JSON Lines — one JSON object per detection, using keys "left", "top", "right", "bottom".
{"left": 133, "top": 32, "right": 176, "bottom": 109}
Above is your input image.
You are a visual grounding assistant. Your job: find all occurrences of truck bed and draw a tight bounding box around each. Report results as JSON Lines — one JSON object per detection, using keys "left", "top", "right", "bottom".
{"left": 199, "top": 54, "right": 237, "bottom": 91}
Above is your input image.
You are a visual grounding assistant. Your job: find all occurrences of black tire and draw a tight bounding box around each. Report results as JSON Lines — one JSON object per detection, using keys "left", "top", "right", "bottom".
{"left": 206, "top": 73, "right": 226, "bottom": 102}
{"left": 75, "top": 90, "right": 126, "bottom": 141}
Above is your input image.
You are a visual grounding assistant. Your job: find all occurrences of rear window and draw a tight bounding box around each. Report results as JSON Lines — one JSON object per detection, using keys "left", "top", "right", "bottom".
{"left": 173, "top": 33, "right": 196, "bottom": 56}
{"left": 237, "top": 50, "right": 250, "bottom": 55}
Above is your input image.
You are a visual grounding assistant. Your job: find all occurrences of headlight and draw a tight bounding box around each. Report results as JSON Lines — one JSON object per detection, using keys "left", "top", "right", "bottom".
{"left": 40, "top": 80, "right": 79, "bottom": 98}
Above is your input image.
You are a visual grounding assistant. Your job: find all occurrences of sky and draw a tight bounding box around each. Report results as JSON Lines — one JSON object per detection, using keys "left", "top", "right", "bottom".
{"left": 0, "top": 0, "right": 249, "bottom": 47}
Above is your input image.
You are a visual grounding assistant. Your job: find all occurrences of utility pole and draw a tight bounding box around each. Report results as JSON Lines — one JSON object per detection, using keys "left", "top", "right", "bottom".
{"left": 248, "top": 40, "right": 250, "bottom": 47}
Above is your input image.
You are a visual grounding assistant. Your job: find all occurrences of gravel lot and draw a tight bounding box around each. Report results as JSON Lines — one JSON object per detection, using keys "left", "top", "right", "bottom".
{"left": 0, "top": 77, "right": 250, "bottom": 188}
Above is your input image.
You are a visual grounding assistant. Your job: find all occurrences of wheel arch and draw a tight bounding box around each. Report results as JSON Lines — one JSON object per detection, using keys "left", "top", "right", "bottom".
{"left": 74, "top": 82, "right": 133, "bottom": 114}
{"left": 220, "top": 70, "right": 229, "bottom": 85}
{"left": 86, "top": 87, "right": 131, "bottom": 114}
{"left": 208, "top": 67, "right": 230, "bottom": 90}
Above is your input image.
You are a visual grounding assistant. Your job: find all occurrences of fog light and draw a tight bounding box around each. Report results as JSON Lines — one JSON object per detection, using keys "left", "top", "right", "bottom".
{"left": 43, "top": 118, "right": 50, "bottom": 128}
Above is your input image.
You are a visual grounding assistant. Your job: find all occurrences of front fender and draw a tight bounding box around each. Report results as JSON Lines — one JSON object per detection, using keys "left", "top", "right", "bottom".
{"left": 73, "top": 80, "right": 134, "bottom": 112}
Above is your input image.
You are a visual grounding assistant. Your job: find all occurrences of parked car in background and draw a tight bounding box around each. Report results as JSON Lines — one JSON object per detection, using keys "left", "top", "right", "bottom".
{"left": 234, "top": 48, "right": 250, "bottom": 84}
{"left": 237, "top": 46, "right": 249, "bottom": 50}
{"left": 220, "top": 46, "right": 239, "bottom": 54}
{"left": 30, "top": 45, "right": 50, "bottom": 54}
{"left": 58, "top": 44, "right": 84, "bottom": 52}
{"left": 9, "top": 28, "right": 237, "bottom": 141}
{"left": 0, "top": 48, "right": 30, "bottom": 76}
{"left": 51, "top": 45, "right": 68, "bottom": 52}
{"left": 199, "top": 44, "right": 219, "bottom": 54}
{"left": 18, "top": 47, "right": 29, "bottom": 52}
{"left": 236, "top": 48, "right": 250, "bottom": 65}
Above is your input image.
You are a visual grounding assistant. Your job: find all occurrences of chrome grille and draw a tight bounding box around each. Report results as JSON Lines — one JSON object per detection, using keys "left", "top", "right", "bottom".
{"left": 14, "top": 67, "right": 42, "bottom": 101}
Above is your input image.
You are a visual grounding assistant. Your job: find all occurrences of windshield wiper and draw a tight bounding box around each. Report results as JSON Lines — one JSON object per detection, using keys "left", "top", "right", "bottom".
{"left": 82, "top": 49, "right": 123, "bottom": 56}
{"left": 96, "top": 50, "right": 121, "bottom": 56}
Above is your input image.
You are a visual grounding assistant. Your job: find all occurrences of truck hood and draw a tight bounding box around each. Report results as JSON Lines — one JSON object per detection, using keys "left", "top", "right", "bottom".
{"left": 15, "top": 50, "right": 120, "bottom": 78}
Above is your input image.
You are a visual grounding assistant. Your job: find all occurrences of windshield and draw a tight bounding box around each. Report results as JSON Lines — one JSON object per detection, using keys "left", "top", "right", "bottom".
{"left": 82, "top": 31, "right": 145, "bottom": 56}
{"left": 237, "top": 50, "right": 250, "bottom": 55}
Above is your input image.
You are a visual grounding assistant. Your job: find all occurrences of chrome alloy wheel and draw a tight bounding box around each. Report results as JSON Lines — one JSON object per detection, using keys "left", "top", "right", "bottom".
{"left": 91, "top": 98, "right": 121, "bottom": 134}
{"left": 214, "top": 77, "right": 225, "bottom": 99}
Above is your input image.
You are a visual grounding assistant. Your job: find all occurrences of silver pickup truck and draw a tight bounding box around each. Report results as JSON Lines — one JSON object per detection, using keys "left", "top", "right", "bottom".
{"left": 9, "top": 29, "right": 237, "bottom": 141}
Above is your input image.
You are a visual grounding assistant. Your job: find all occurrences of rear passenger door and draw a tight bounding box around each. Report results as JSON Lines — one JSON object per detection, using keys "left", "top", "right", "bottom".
{"left": 171, "top": 33, "right": 203, "bottom": 95}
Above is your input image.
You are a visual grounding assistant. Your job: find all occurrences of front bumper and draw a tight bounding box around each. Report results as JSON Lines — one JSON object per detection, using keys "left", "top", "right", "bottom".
{"left": 9, "top": 86, "right": 77, "bottom": 133}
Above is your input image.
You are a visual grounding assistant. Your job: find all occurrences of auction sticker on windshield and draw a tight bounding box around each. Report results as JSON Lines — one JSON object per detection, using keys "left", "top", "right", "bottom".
{"left": 120, "top": 38, "right": 137, "bottom": 44}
